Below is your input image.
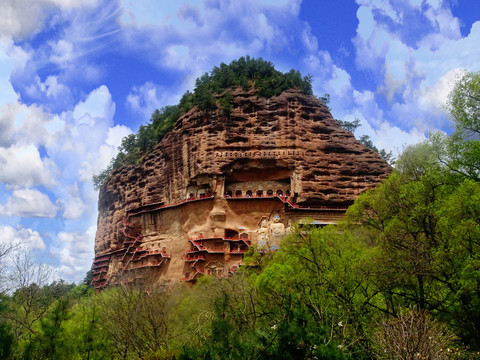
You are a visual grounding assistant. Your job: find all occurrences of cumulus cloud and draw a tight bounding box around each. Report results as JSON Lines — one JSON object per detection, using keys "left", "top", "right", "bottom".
{"left": 106, "top": 125, "right": 132, "bottom": 147}
{"left": 24, "top": 75, "right": 73, "bottom": 110}
{"left": 73, "top": 85, "right": 115, "bottom": 127}
{"left": 0, "top": 189, "right": 58, "bottom": 218}
{"left": 0, "top": 0, "right": 98, "bottom": 41}
{"left": 0, "top": 144, "right": 56, "bottom": 189}
{"left": 352, "top": 0, "right": 480, "bottom": 133}
{"left": 0, "top": 35, "right": 125, "bottom": 280}
{"left": 120, "top": 0, "right": 303, "bottom": 86}
{"left": 0, "top": 225, "right": 45, "bottom": 250}
{"left": 374, "top": 121, "right": 426, "bottom": 153}
{"left": 418, "top": 68, "right": 465, "bottom": 113}
{"left": 126, "top": 82, "right": 180, "bottom": 119}
{"left": 57, "top": 182, "right": 87, "bottom": 220}
{"left": 51, "top": 226, "right": 95, "bottom": 281}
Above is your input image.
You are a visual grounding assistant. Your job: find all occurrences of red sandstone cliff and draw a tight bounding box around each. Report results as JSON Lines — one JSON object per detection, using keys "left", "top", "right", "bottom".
{"left": 92, "top": 88, "right": 390, "bottom": 286}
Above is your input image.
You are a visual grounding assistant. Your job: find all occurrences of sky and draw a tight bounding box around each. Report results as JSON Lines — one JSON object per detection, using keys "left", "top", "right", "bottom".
{"left": 1, "top": 0, "right": 480, "bottom": 283}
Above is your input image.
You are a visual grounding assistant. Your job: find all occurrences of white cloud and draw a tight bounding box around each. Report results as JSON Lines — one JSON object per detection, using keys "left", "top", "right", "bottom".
{"left": 342, "top": 111, "right": 426, "bottom": 157}
{"left": 51, "top": 226, "right": 95, "bottom": 281}
{"left": 331, "top": 88, "right": 428, "bottom": 157}
{"left": 0, "top": 69, "right": 118, "bottom": 283}
{"left": 59, "top": 182, "right": 87, "bottom": 220}
{"left": 352, "top": 89, "right": 384, "bottom": 128}
{"left": 0, "top": 44, "right": 20, "bottom": 146}
{"left": 423, "top": 4, "right": 461, "bottom": 43}
{"left": 44, "top": 115, "right": 65, "bottom": 133}
{"left": 352, "top": 0, "right": 480, "bottom": 133}
{"left": 162, "top": 45, "right": 191, "bottom": 70}
{"left": 0, "top": 1, "right": 52, "bottom": 40}
{"left": 328, "top": 66, "right": 352, "bottom": 98}
{"left": 374, "top": 121, "right": 426, "bottom": 154}
{"left": 126, "top": 81, "right": 180, "bottom": 119}
{"left": 356, "top": 5, "right": 375, "bottom": 40}
{"left": 61, "top": 196, "right": 87, "bottom": 220}
{"left": 0, "top": 0, "right": 98, "bottom": 41}
{"left": 0, "top": 189, "right": 58, "bottom": 218}
{"left": 106, "top": 124, "right": 132, "bottom": 147}
{"left": 0, "top": 144, "right": 55, "bottom": 189}
{"left": 49, "top": 39, "right": 75, "bottom": 66}
{"left": 73, "top": 85, "right": 115, "bottom": 127}
{"left": 120, "top": 0, "right": 302, "bottom": 85}
{"left": 301, "top": 25, "right": 318, "bottom": 52}
{"left": 37, "top": 75, "right": 70, "bottom": 99}
{"left": 0, "top": 225, "right": 45, "bottom": 250}
{"left": 0, "top": 44, "right": 18, "bottom": 107}
{"left": 0, "top": 103, "right": 16, "bottom": 147}
{"left": 419, "top": 68, "right": 465, "bottom": 113}
{"left": 78, "top": 143, "right": 120, "bottom": 182}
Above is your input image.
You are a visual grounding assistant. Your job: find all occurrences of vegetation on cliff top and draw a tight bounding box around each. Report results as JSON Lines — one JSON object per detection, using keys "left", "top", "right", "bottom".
{"left": 93, "top": 56, "right": 313, "bottom": 189}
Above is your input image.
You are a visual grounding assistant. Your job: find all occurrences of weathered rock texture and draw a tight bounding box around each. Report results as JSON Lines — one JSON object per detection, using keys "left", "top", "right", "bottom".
{"left": 92, "top": 88, "right": 391, "bottom": 288}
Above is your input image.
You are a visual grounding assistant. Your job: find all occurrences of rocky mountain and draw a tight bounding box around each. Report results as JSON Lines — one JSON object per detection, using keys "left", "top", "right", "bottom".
{"left": 92, "top": 87, "right": 390, "bottom": 288}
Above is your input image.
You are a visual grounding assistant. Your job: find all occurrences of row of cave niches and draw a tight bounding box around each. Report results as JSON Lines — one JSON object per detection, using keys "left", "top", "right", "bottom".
{"left": 224, "top": 189, "right": 290, "bottom": 198}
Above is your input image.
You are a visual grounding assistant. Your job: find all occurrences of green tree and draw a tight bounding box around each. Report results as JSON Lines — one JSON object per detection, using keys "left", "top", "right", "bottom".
{"left": 447, "top": 71, "right": 480, "bottom": 137}
{"left": 337, "top": 118, "right": 360, "bottom": 133}
{"left": 28, "top": 296, "right": 72, "bottom": 359}
{"left": 255, "top": 224, "right": 376, "bottom": 359}
{"left": 97, "top": 285, "right": 171, "bottom": 359}
{"left": 0, "top": 295, "right": 13, "bottom": 360}
{"left": 346, "top": 140, "right": 480, "bottom": 348}
{"left": 358, "top": 135, "right": 395, "bottom": 164}
{"left": 437, "top": 70, "right": 480, "bottom": 181}
{"left": 334, "top": 120, "right": 395, "bottom": 164}
{"left": 60, "top": 295, "right": 113, "bottom": 360}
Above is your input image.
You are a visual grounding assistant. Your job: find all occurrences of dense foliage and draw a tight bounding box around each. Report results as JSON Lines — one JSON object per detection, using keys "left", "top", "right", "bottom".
{"left": 93, "top": 57, "right": 313, "bottom": 189}
{"left": 4, "top": 70, "right": 474, "bottom": 359}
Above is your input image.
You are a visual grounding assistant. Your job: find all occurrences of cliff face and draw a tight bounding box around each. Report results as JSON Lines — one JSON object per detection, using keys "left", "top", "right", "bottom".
{"left": 92, "top": 88, "right": 391, "bottom": 287}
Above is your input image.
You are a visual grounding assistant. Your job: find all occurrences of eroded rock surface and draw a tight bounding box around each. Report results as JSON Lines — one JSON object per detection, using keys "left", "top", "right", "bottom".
{"left": 92, "top": 88, "right": 390, "bottom": 288}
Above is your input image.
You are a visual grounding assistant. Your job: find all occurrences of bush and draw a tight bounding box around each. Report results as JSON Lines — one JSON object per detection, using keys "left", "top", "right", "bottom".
{"left": 374, "top": 308, "right": 456, "bottom": 360}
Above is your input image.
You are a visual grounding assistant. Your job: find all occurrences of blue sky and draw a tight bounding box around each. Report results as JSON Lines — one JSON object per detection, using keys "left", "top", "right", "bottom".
{"left": 1, "top": 0, "right": 480, "bottom": 283}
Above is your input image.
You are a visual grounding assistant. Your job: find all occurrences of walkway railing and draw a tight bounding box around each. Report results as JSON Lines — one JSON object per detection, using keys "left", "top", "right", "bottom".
{"left": 127, "top": 194, "right": 214, "bottom": 217}
{"left": 225, "top": 194, "right": 348, "bottom": 210}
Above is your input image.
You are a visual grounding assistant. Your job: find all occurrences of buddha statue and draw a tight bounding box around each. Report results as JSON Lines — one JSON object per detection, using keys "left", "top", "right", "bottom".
{"left": 256, "top": 217, "right": 269, "bottom": 246}
{"left": 269, "top": 215, "right": 285, "bottom": 244}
